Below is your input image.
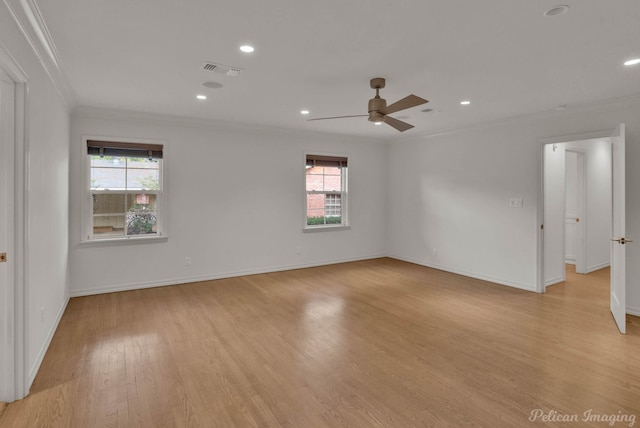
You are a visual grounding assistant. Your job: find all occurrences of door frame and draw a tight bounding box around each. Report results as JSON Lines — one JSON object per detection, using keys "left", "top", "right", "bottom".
{"left": 0, "top": 44, "right": 30, "bottom": 402}
{"left": 537, "top": 129, "right": 617, "bottom": 294}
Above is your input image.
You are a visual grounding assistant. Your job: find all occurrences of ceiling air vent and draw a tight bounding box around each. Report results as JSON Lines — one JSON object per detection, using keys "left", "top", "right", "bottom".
{"left": 201, "top": 62, "right": 242, "bottom": 77}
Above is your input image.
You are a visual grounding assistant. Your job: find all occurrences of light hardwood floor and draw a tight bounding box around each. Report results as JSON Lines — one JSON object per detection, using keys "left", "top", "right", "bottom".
{"left": 2, "top": 258, "right": 639, "bottom": 427}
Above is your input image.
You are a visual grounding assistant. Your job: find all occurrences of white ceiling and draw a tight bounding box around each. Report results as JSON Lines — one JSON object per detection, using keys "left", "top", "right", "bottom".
{"left": 34, "top": 0, "right": 640, "bottom": 138}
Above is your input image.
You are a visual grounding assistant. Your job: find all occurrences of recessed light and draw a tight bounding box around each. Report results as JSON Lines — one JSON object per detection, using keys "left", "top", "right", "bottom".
{"left": 624, "top": 58, "right": 640, "bottom": 66}
{"left": 374, "top": 122, "right": 383, "bottom": 126}
{"left": 203, "top": 81, "right": 223, "bottom": 89}
{"left": 240, "top": 45, "right": 255, "bottom": 53}
{"left": 544, "top": 5, "right": 569, "bottom": 17}
{"left": 196, "top": 94, "right": 207, "bottom": 100}
{"left": 460, "top": 100, "right": 471, "bottom": 105}
{"left": 300, "top": 110, "right": 310, "bottom": 115}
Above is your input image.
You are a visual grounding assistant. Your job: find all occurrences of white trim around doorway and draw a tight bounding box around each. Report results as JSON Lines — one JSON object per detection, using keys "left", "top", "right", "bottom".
{"left": 0, "top": 41, "right": 30, "bottom": 402}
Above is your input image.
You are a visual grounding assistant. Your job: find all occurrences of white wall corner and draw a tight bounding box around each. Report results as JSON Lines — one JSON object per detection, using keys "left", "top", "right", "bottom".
{"left": 388, "top": 255, "right": 538, "bottom": 293}
{"left": 3, "top": 0, "right": 76, "bottom": 108}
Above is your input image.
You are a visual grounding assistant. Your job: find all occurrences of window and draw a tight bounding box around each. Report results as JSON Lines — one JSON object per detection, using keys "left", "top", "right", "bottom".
{"left": 305, "top": 154, "right": 347, "bottom": 227}
{"left": 86, "top": 140, "right": 163, "bottom": 240}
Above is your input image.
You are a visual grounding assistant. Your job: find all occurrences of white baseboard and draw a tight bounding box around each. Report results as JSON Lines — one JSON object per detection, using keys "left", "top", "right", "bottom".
{"left": 29, "top": 296, "right": 69, "bottom": 386}
{"left": 388, "top": 255, "right": 537, "bottom": 292}
{"left": 70, "top": 254, "right": 387, "bottom": 297}
{"left": 587, "top": 261, "right": 610, "bottom": 274}
{"left": 627, "top": 306, "right": 640, "bottom": 317}
{"left": 545, "top": 276, "right": 565, "bottom": 287}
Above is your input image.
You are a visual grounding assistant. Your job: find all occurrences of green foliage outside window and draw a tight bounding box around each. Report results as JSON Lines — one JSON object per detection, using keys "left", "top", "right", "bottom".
{"left": 306, "top": 216, "right": 342, "bottom": 226}
{"left": 126, "top": 204, "right": 157, "bottom": 235}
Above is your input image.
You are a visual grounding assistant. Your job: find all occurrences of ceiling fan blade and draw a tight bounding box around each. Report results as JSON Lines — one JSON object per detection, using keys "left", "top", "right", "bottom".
{"left": 307, "top": 114, "right": 368, "bottom": 121}
{"left": 384, "top": 116, "right": 414, "bottom": 132}
{"left": 384, "top": 94, "right": 428, "bottom": 114}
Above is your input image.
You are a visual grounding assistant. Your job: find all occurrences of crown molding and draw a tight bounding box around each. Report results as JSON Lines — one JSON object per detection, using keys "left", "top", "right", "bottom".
{"left": 72, "top": 105, "right": 387, "bottom": 144}
{"left": 74, "top": 91, "right": 640, "bottom": 146}
{"left": 3, "top": 0, "right": 76, "bottom": 108}
{"left": 392, "top": 92, "right": 640, "bottom": 143}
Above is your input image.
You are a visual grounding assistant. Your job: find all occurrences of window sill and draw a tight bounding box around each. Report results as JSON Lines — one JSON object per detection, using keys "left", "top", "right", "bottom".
{"left": 302, "top": 225, "right": 351, "bottom": 233}
{"left": 78, "top": 235, "right": 169, "bottom": 246}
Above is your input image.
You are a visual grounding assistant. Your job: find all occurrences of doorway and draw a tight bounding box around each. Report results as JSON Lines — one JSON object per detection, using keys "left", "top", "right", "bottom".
{"left": 544, "top": 139, "right": 612, "bottom": 287}
{"left": 0, "top": 50, "right": 28, "bottom": 402}
{"left": 539, "top": 126, "right": 627, "bottom": 334}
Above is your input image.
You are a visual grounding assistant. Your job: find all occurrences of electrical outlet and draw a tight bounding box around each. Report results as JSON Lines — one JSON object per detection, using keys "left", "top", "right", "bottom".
{"left": 297, "top": 246, "right": 301, "bottom": 255}
{"left": 40, "top": 306, "right": 45, "bottom": 323}
{"left": 185, "top": 257, "right": 191, "bottom": 266}
{"left": 433, "top": 249, "right": 438, "bottom": 257}
{"left": 509, "top": 198, "right": 523, "bottom": 208}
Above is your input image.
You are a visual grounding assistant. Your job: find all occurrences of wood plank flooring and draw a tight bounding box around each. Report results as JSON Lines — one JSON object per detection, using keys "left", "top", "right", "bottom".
{"left": 2, "top": 258, "right": 639, "bottom": 427}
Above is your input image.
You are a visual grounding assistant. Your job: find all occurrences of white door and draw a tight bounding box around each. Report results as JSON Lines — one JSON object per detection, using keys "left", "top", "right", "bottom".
{"left": 610, "top": 123, "right": 626, "bottom": 334}
{"left": 565, "top": 149, "right": 587, "bottom": 273}
{"left": 0, "top": 69, "right": 15, "bottom": 400}
{"left": 565, "top": 150, "right": 579, "bottom": 265}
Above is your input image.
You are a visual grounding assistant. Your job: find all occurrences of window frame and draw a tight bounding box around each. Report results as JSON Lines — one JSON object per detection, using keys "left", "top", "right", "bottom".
{"left": 81, "top": 136, "right": 168, "bottom": 243}
{"left": 303, "top": 152, "right": 350, "bottom": 232}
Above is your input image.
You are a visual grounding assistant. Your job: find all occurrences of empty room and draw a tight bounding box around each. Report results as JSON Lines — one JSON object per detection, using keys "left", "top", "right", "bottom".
{"left": 1, "top": 1, "right": 640, "bottom": 426}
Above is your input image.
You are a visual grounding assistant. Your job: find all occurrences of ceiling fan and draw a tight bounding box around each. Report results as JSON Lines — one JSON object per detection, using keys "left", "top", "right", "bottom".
{"left": 308, "top": 77, "right": 428, "bottom": 132}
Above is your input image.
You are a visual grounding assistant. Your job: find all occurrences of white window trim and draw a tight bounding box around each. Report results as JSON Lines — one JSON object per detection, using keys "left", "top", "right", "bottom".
{"left": 80, "top": 135, "right": 169, "bottom": 243}
{"left": 302, "top": 224, "right": 351, "bottom": 233}
{"left": 303, "top": 151, "right": 350, "bottom": 232}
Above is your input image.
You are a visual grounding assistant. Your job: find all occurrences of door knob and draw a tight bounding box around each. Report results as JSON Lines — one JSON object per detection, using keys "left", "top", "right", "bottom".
{"left": 611, "top": 237, "right": 634, "bottom": 245}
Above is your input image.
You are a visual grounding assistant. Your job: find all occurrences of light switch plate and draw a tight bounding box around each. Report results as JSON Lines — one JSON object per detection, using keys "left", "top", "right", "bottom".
{"left": 510, "top": 198, "right": 523, "bottom": 208}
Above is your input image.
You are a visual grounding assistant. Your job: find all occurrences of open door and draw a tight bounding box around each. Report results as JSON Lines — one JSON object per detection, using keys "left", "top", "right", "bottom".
{"left": 610, "top": 123, "right": 627, "bottom": 334}
{"left": 564, "top": 149, "right": 587, "bottom": 274}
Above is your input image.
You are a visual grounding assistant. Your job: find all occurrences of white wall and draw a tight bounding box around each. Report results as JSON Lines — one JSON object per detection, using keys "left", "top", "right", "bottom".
{"left": 0, "top": 2, "right": 71, "bottom": 390}
{"left": 68, "top": 108, "right": 387, "bottom": 296}
{"left": 387, "top": 97, "right": 640, "bottom": 316}
{"left": 544, "top": 144, "right": 566, "bottom": 285}
{"left": 387, "top": 120, "right": 539, "bottom": 291}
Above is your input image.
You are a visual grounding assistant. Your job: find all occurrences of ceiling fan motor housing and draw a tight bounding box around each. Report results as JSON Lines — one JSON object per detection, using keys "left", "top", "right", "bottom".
{"left": 368, "top": 97, "right": 387, "bottom": 122}
{"left": 368, "top": 111, "right": 385, "bottom": 122}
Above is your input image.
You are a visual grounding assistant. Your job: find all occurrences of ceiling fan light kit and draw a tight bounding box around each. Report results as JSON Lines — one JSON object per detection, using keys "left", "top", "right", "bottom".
{"left": 308, "top": 77, "right": 428, "bottom": 132}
